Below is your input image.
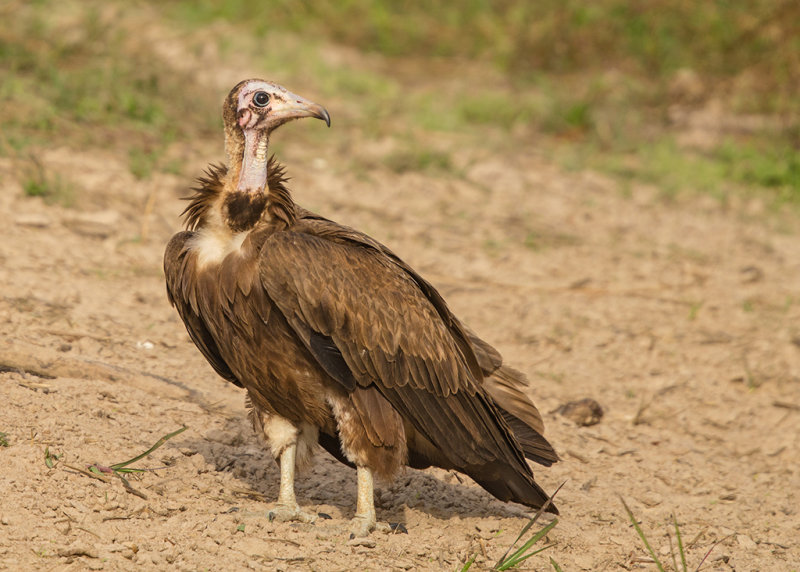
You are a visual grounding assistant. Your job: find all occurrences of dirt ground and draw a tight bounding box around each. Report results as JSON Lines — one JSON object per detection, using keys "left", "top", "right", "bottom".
{"left": 2, "top": 69, "right": 800, "bottom": 572}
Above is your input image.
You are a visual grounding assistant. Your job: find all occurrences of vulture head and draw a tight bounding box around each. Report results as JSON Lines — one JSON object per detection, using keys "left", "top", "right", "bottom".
{"left": 222, "top": 79, "right": 330, "bottom": 194}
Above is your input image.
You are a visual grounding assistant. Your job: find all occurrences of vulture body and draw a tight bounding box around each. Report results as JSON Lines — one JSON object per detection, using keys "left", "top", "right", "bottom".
{"left": 165, "top": 79, "right": 558, "bottom": 536}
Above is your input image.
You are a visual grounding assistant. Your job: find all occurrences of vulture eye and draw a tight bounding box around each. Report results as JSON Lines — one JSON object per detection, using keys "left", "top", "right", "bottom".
{"left": 253, "top": 91, "right": 271, "bottom": 107}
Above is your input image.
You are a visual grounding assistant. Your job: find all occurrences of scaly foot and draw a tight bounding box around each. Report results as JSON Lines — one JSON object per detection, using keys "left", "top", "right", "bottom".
{"left": 268, "top": 502, "right": 317, "bottom": 524}
{"left": 349, "top": 465, "right": 392, "bottom": 537}
{"left": 348, "top": 517, "right": 402, "bottom": 538}
{"left": 349, "top": 513, "right": 377, "bottom": 538}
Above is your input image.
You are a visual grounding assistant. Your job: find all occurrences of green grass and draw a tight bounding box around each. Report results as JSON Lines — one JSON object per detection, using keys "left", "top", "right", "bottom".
{"left": 159, "top": 1, "right": 799, "bottom": 105}
{"left": 161, "top": 0, "right": 800, "bottom": 154}
{"left": 567, "top": 136, "right": 800, "bottom": 207}
{"left": 492, "top": 518, "right": 558, "bottom": 571}
{"left": 156, "top": 0, "right": 799, "bottom": 125}
{"left": 44, "top": 446, "right": 61, "bottom": 468}
{"left": 461, "top": 485, "right": 562, "bottom": 571}
{"left": 0, "top": 0, "right": 217, "bottom": 159}
{"left": 128, "top": 147, "right": 160, "bottom": 180}
{"left": 0, "top": 432, "right": 9, "bottom": 447}
{"left": 385, "top": 147, "right": 454, "bottom": 174}
{"left": 2, "top": 0, "right": 798, "bottom": 209}
{"left": 460, "top": 516, "right": 559, "bottom": 571}
{"left": 716, "top": 140, "right": 800, "bottom": 203}
{"left": 621, "top": 496, "right": 730, "bottom": 571}
{"left": 20, "top": 157, "right": 76, "bottom": 206}
{"left": 85, "top": 425, "right": 187, "bottom": 478}
{"left": 48, "top": 426, "right": 187, "bottom": 497}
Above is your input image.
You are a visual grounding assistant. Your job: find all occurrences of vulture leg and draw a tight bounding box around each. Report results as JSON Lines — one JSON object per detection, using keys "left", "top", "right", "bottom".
{"left": 253, "top": 411, "right": 318, "bottom": 524}
{"left": 350, "top": 465, "right": 378, "bottom": 537}
{"left": 268, "top": 442, "right": 316, "bottom": 524}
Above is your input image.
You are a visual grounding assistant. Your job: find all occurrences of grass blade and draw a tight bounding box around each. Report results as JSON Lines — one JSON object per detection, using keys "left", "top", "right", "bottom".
{"left": 674, "top": 514, "right": 687, "bottom": 572}
{"left": 668, "top": 530, "right": 679, "bottom": 572}
{"left": 498, "top": 546, "right": 552, "bottom": 570}
{"left": 497, "top": 534, "right": 556, "bottom": 569}
{"left": 44, "top": 447, "right": 62, "bottom": 469}
{"left": 460, "top": 555, "right": 476, "bottom": 571}
{"left": 549, "top": 557, "right": 564, "bottom": 571}
{"left": 621, "top": 500, "right": 732, "bottom": 572}
{"left": 498, "top": 519, "right": 558, "bottom": 570}
{"left": 116, "top": 472, "right": 148, "bottom": 500}
{"left": 63, "top": 463, "right": 110, "bottom": 483}
{"left": 694, "top": 533, "right": 734, "bottom": 572}
{"left": 44, "top": 446, "right": 54, "bottom": 469}
{"left": 110, "top": 426, "right": 187, "bottom": 471}
{"left": 620, "top": 496, "right": 666, "bottom": 572}
{"left": 493, "top": 481, "right": 564, "bottom": 569}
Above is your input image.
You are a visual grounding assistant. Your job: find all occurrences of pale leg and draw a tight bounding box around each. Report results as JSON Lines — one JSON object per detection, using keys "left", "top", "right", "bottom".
{"left": 350, "top": 466, "right": 381, "bottom": 537}
{"left": 268, "top": 442, "right": 316, "bottom": 523}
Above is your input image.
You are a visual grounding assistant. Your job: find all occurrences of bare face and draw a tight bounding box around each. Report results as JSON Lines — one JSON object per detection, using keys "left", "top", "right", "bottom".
{"left": 235, "top": 80, "right": 330, "bottom": 133}
{"left": 229, "top": 80, "right": 329, "bottom": 194}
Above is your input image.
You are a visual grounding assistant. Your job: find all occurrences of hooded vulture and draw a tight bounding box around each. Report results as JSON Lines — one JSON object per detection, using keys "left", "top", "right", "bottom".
{"left": 164, "top": 79, "right": 558, "bottom": 537}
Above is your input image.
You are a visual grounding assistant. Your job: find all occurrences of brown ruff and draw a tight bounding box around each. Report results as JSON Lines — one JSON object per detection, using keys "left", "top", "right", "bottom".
{"left": 181, "top": 157, "right": 293, "bottom": 232}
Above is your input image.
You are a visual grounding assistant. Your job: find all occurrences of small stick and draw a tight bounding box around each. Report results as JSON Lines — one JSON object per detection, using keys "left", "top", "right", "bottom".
{"left": 76, "top": 526, "right": 102, "bottom": 539}
{"left": 63, "top": 463, "right": 110, "bottom": 483}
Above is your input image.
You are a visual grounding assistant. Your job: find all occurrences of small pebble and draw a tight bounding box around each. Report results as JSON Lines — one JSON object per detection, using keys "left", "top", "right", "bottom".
{"left": 347, "top": 537, "right": 376, "bottom": 548}
{"left": 737, "top": 534, "right": 757, "bottom": 550}
{"left": 57, "top": 543, "right": 99, "bottom": 558}
{"left": 61, "top": 210, "right": 120, "bottom": 238}
{"left": 15, "top": 213, "right": 52, "bottom": 228}
{"left": 556, "top": 398, "right": 604, "bottom": 426}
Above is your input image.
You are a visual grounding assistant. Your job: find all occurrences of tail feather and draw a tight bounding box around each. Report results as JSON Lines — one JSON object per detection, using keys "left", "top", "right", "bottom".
{"left": 500, "top": 409, "right": 559, "bottom": 467}
{"left": 468, "top": 463, "right": 559, "bottom": 514}
{"left": 483, "top": 365, "right": 545, "bottom": 434}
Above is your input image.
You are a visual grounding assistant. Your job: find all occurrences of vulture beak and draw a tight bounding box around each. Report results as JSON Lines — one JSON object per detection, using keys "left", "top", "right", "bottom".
{"left": 272, "top": 94, "right": 331, "bottom": 128}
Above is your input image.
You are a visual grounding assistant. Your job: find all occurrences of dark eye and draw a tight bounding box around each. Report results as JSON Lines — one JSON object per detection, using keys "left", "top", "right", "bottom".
{"left": 253, "top": 91, "right": 271, "bottom": 107}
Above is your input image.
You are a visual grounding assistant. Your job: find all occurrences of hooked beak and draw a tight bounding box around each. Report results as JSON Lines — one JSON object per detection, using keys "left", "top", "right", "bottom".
{"left": 270, "top": 94, "right": 330, "bottom": 128}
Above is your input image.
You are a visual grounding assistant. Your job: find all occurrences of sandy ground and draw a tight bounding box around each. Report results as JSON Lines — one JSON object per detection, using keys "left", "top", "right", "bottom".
{"left": 2, "top": 71, "right": 800, "bottom": 571}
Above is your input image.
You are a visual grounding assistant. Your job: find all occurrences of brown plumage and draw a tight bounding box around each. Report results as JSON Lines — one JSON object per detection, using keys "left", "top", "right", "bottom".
{"left": 164, "top": 79, "right": 558, "bottom": 536}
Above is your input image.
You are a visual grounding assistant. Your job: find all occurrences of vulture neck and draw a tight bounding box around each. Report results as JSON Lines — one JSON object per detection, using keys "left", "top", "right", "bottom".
{"left": 223, "top": 127, "right": 296, "bottom": 232}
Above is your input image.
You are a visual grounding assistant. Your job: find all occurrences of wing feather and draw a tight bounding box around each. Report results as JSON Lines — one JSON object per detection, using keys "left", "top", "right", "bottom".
{"left": 258, "top": 227, "right": 531, "bottom": 476}
{"left": 164, "top": 232, "right": 242, "bottom": 387}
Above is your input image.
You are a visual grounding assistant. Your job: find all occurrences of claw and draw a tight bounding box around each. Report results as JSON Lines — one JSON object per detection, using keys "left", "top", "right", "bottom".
{"left": 389, "top": 522, "right": 408, "bottom": 534}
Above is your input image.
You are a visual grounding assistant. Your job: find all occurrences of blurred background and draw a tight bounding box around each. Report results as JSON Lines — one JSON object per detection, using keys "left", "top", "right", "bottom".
{"left": 1, "top": 0, "right": 798, "bottom": 206}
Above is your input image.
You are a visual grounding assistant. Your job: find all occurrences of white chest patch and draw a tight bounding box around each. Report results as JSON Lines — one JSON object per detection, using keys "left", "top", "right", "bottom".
{"left": 189, "top": 227, "right": 250, "bottom": 268}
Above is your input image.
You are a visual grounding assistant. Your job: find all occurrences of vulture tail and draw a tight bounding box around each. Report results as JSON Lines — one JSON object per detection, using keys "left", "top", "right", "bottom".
{"left": 483, "top": 365, "right": 559, "bottom": 466}
{"left": 467, "top": 463, "right": 559, "bottom": 515}
{"left": 500, "top": 410, "right": 559, "bottom": 467}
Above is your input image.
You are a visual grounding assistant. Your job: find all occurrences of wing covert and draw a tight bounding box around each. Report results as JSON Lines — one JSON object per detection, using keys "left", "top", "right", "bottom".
{"left": 259, "top": 230, "right": 479, "bottom": 398}
{"left": 259, "top": 228, "right": 533, "bottom": 473}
